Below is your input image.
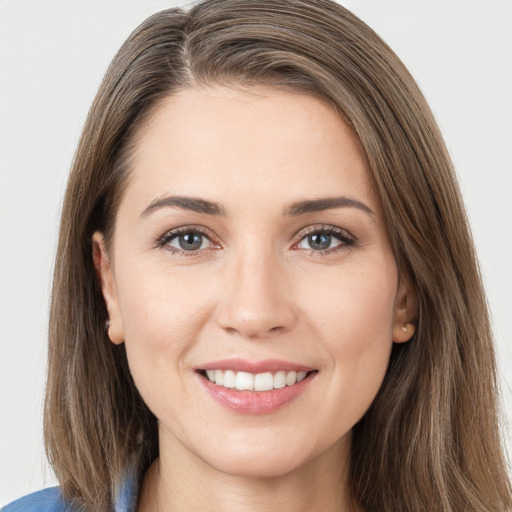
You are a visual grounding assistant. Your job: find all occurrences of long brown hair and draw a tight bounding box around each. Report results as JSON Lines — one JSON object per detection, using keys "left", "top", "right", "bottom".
{"left": 44, "top": 1, "right": 512, "bottom": 510}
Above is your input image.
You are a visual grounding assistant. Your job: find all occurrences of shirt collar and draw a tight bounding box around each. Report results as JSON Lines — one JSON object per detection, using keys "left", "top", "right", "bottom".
{"left": 114, "top": 468, "right": 138, "bottom": 512}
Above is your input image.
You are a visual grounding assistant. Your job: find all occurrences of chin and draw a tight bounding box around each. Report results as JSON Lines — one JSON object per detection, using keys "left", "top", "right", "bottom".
{"left": 196, "top": 429, "right": 340, "bottom": 480}
{"left": 205, "top": 449, "right": 308, "bottom": 479}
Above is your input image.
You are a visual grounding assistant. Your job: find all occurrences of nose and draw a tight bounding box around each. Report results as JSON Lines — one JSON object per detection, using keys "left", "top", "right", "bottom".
{"left": 215, "top": 248, "right": 297, "bottom": 339}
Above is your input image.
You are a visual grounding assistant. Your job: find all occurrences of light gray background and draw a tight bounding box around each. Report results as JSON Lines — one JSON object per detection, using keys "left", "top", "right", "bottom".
{"left": 1, "top": 0, "right": 511, "bottom": 505}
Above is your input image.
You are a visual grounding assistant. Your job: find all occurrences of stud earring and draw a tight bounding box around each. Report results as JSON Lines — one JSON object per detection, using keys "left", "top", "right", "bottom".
{"left": 401, "top": 323, "right": 409, "bottom": 333}
{"left": 105, "top": 319, "right": 111, "bottom": 330}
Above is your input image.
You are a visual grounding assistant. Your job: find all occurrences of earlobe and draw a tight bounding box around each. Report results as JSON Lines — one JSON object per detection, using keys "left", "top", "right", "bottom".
{"left": 92, "top": 232, "right": 124, "bottom": 345}
{"left": 392, "top": 274, "right": 418, "bottom": 343}
{"left": 393, "top": 321, "right": 416, "bottom": 343}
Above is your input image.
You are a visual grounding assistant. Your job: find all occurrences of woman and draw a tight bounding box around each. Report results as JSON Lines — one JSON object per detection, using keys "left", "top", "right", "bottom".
{"left": 3, "top": 0, "right": 511, "bottom": 510}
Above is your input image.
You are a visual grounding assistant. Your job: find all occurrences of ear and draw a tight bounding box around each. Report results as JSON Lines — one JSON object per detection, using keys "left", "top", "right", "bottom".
{"left": 92, "top": 232, "right": 124, "bottom": 345}
{"left": 392, "top": 274, "right": 418, "bottom": 343}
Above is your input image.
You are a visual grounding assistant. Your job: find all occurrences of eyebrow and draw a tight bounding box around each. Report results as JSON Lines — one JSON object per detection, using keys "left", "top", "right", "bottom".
{"left": 284, "top": 196, "right": 374, "bottom": 216}
{"left": 140, "top": 195, "right": 226, "bottom": 218}
{"left": 140, "top": 194, "right": 374, "bottom": 219}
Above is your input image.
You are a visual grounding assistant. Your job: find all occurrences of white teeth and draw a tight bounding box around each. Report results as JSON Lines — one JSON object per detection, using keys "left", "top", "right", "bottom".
{"left": 285, "top": 371, "right": 297, "bottom": 386}
{"left": 254, "top": 372, "right": 274, "bottom": 392}
{"left": 297, "top": 371, "right": 307, "bottom": 382}
{"left": 223, "top": 370, "right": 236, "bottom": 389}
{"left": 274, "top": 371, "right": 286, "bottom": 389}
{"left": 204, "top": 369, "right": 310, "bottom": 391}
{"left": 236, "top": 371, "right": 254, "bottom": 391}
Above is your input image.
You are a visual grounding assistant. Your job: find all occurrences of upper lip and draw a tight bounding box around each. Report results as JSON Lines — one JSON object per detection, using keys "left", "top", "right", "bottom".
{"left": 197, "top": 358, "right": 315, "bottom": 374}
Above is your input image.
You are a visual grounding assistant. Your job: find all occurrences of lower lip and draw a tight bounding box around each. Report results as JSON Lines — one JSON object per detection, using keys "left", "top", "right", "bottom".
{"left": 197, "top": 372, "right": 316, "bottom": 415}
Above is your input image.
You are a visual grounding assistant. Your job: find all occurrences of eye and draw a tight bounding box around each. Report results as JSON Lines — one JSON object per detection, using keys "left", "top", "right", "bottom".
{"left": 296, "top": 226, "right": 355, "bottom": 253}
{"left": 298, "top": 233, "right": 341, "bottom": 251}
{"left": 156, "top": 226, "right": 216, "bottom": 253}
{"left": 168, "top": 231, "right": 212, "bottom": 251}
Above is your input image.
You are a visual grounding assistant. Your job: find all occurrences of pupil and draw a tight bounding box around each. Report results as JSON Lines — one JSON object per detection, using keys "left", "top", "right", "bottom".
{"left": 179, "top": 233, "right": 202, "bottom": 250}
{"left": 309, "top": 233, "right": 331, "bottom": 250}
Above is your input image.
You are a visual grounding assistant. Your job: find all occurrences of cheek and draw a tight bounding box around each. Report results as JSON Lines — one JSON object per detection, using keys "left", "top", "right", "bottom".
{"left": 117, "top": 258, "right": 213, "bottom": 336}
{"left": 299, "top": 261, "right": 397, "bottom": 425}
{"left": 300, "top": 259, "right": 397, "bottom": 346}
{"left": 114, "top": 261, "right": 216, "bottom": 397}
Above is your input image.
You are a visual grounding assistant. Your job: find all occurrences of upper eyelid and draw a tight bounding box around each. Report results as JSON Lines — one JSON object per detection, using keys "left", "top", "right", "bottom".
{"left": 161, "top": 225, "right": 216, "bottom": 238}
{"left": 294, "top": 224, "right": 355, "bottom": 240}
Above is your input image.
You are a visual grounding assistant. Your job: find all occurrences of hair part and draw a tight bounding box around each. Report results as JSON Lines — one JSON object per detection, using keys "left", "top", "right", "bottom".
{"left": 45, "top": 1, "right": 512, "bottom": 510}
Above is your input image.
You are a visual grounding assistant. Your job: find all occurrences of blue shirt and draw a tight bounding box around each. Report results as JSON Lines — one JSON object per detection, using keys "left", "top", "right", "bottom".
{"left": 1, "top": 473, "right": 137, "bottom": 512}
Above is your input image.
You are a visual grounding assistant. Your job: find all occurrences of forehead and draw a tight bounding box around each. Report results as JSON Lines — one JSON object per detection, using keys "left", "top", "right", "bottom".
{"left": 122, "top": 85, "right": 377, "bottom": 215}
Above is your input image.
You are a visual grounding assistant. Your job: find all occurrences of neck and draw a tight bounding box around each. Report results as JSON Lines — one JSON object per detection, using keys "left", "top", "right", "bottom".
{"left": 137, "top": 430, "right": 357, "bottom": 512}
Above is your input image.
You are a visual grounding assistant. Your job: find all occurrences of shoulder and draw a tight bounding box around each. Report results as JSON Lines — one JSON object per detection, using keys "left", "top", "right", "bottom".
{"left": 1, "top": 487, "right": 70, "bottom": 512}
{"left": 2, "top": 470, "right": 137, "bottom": 512}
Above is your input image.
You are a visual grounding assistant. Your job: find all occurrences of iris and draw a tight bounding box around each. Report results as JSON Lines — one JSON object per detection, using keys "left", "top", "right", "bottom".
{"left": 308, "top": 233, "right": 331, "bottom": 250}
{"left": 179, "top": 232, "right": 203, "bottom": 251}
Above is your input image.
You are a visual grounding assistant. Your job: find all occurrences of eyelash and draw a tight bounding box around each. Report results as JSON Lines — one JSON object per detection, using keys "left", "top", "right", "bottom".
{"left": 155, "top": 225, "right": 218, "bottom": 256}
{"left": 293, "top": 225, "right": 356, "bottom": 254}
{"left": 155, "top": 224, "right": 356, "bottom": 256}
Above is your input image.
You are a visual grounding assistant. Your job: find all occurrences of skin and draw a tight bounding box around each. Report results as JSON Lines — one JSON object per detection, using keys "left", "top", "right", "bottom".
{"left": 93, "top": 86, "right": 417, "bottom": 512}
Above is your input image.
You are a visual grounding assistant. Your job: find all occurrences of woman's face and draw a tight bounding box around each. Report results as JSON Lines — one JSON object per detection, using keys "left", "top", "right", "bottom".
{"left": 94, "top": 86, "right": 415, "bottom": 478}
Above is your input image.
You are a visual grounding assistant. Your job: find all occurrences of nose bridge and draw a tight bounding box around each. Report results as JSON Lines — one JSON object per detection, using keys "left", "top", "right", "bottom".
{"left": 216, "top": 241, "right": 296, "bottom": 338}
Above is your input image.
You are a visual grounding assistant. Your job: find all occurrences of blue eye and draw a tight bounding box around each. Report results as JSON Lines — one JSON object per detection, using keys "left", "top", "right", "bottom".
{"left": 166, "top": 231, "right": 213, "bottom": 251}
{"left": 297, "top": 227, "right": 354, "bottom": 252}
{"left": 305, "top": 233, "right": 334, "bottom": 251}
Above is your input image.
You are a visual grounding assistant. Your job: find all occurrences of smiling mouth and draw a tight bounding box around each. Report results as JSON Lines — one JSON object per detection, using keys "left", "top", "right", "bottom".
{"left": 198, "top": 369, "right": 317, "bottom": 392}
